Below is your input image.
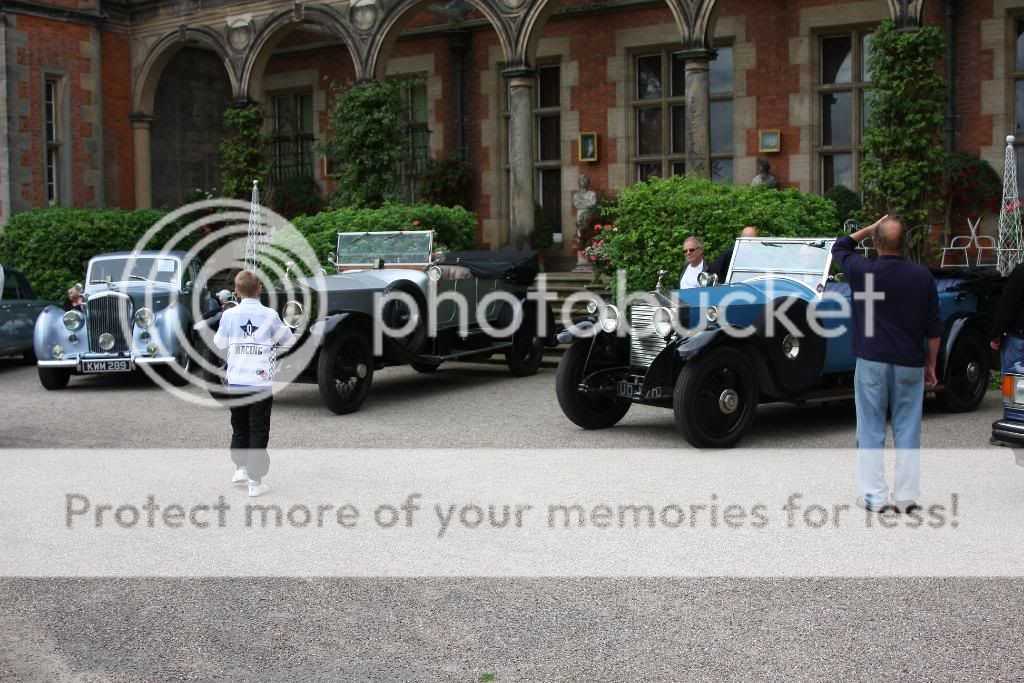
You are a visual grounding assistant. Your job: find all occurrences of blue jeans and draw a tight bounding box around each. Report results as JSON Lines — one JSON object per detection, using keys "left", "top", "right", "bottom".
{"left": 854, "top": 358, "right": 924, "bottom": 505}
{"left": 1000, "top": 335, "right": 1024, "bottom": 375}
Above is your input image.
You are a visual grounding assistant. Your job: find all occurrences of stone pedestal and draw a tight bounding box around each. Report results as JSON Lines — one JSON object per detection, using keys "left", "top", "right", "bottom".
{"left": 131, "top": 113, "right": 154, "bottom": 209}
{"left": 504, "top": 68, "right": 536, "bottom": 250}
{"left": 682, "top": 50, "right": 713, "bottom": 179}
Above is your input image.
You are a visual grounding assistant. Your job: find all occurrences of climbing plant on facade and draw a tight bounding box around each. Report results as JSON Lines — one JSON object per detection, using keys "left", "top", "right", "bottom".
{"left": 324, "top": 80, "right": 408, "bottom": 208}
{"left": 219, "top": 103, "right": 270, "bottom": 200}
{"left": 859, "top": 19, "right": 946, "bottom": 260}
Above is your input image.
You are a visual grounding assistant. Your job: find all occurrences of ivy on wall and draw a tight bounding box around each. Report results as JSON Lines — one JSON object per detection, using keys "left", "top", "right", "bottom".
{"left": 219, "top": 103, "right": 270, "bottom": 200}
{"left": 859, "top": 19, "right": 946, "bottom": 260}
{"left": 324, "top": 80, "right": 409, "bottom": 208}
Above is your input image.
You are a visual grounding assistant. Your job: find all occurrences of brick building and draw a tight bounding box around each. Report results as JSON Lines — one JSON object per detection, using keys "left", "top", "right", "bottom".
{"left": 0, "top": 0, "right": 1020, "bottom": 255}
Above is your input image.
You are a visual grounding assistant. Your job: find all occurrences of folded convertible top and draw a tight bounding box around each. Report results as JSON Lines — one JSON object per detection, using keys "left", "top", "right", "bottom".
{"left": 443, "top": 250, "right": 539, "bottom": 285}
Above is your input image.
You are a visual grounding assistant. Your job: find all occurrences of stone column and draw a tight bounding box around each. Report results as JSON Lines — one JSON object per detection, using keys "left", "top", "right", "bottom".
{"left": 682, "top": 49, "right": 713, "bottom": 179}
{"left": 504, "top": 67, "right": 535, "bottom": 250}
{"left": 130, "top": 113, "right": 154, "bottom": 209}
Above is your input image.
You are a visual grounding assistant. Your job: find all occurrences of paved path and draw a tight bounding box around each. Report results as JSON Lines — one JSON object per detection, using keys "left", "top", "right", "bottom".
{"left": 0, "top": 358, "right": 1020, "bottom": 681}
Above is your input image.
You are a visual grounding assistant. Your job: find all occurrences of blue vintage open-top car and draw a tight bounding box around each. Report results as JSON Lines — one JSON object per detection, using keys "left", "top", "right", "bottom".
{"left": 33, "top": 251, "right": 208, "bottom": 389}
{"left": 556, "top": 237, "right": 1002, "bottom": 448}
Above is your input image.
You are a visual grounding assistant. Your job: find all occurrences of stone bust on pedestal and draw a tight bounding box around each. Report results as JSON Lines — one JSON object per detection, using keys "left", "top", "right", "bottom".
{"left": 572, "top": 174, "right": 597, "bottom": 272}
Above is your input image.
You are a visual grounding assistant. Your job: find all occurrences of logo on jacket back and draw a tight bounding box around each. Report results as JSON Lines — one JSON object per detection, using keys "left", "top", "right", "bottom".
{"left": 240, "top": 319, "right": 256, "bottom": 337}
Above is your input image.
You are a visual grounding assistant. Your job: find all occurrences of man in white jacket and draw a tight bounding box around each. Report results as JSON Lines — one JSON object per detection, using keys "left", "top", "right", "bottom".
{"left": 213, "top": 270, "right": 294, "bottom": 497}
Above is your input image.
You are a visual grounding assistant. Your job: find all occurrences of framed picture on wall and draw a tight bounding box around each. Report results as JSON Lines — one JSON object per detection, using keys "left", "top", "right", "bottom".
{"left": 579, "top": 132, "right": 598, "bottom": 162}
{"left": 758, "top": 129, "right": 781, "bottom": 153}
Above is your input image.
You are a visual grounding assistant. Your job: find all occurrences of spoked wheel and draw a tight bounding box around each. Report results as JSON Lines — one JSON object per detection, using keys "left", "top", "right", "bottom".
{"left": 673, "top": 346, "right": 758, "bottom": 448}
{"left": 505, "top": 318, "right": 543, "bottom": 377}
{"left": 556, "top": 339, "right": 630, "bottom": 429}
{"left": 939, "top": 332, "right": 989, "bottom": 412}
{"left": 317, "top": 327, "right": 374, "bottom": 415}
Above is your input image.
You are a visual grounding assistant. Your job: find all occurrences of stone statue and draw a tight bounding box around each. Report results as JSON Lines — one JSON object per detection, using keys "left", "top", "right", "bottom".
{"left": 573, "top": 174, "right": 598, "bottom": 226}
{"left": 751, "top": 158, "right": 780, "bottom": 189}
{"left": 572, "top": 174, "right": 598, "bottom": 273}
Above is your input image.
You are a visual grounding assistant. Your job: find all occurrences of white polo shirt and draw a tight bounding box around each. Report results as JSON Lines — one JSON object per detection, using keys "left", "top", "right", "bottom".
{"left": 213, "top": 298, "right": 294, "bottom": 388}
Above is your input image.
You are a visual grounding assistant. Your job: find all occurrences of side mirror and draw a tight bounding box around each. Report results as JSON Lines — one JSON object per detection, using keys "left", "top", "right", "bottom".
{"left": 327, "top": 253, "right": 337, "bottom": 268}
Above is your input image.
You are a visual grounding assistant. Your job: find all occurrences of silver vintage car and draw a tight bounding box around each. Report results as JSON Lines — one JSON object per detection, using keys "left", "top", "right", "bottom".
{"left": 34, "top": 251, "right": 209, "bottom": 389}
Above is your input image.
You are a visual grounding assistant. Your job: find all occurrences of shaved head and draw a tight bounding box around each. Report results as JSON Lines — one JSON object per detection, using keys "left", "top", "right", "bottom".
{"left": 741, "top": 226, "right": 759, "bottom": 237}
{"left": 874, "top": 216, "right": 904, "bottom": 254}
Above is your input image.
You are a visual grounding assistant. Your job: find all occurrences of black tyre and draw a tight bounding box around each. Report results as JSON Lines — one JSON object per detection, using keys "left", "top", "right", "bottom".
{"left": 555, "top": 339, "right": 630, "bottom": 429}
{"left": 38, "top": 366, "right": 71, "bottom": 390}
{"left": 411, "top": 361, "right": 441, "bottom": 373}
{"left": 939, "top": 332, "right": 989, "bottom": 413}
{"left": 22, "top": 348, "right": 36, "bottom": 364}
{"left": 317, "top": 327, "right": 374, "bottom": 415}
{"left": 156, "top": 352, "right": 192, "bottom": 387}
{"left": 673, "top": 346, "right": 759, "bottom": 448}
{"left": 505, "top": 318, "right": 543, "bottom": 377}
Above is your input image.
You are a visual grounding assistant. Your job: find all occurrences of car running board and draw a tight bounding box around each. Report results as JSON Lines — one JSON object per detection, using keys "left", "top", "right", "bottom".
{"left": 419, "top": 342, "right": 515, "bottom": 363}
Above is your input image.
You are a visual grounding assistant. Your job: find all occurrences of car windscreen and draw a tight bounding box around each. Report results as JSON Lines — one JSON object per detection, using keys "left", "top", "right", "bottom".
{"left": 728, "top": 240, "right": 832, "bottom": 287}
{"left": 88, "top": 257, "right": 180, "bottom": 286}
{"left": 335, "top": 231, "right": 433, "bottom": 265}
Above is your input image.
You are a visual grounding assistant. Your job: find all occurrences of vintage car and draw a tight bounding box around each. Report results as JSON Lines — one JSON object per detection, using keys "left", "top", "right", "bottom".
{"left": 34, "top": 251, "right": 209, "bottom": 389}
{"left": 197, "top": 230, "right": 553, "bottom": 414}
{"left": 556, "top": 236, "right": 1002, "bottom": 448}
{"left": 0, "top": 265, "right": 51, "bottom": 361}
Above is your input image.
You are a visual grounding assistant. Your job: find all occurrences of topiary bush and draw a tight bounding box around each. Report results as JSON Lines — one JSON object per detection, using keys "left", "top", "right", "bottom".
{"left": 0, "top": 208, "right": 180, "bottom": 301}
{"left": 600, "top": 175, "right": 838, "bottom": 290}
{"left": 283, "top": 203, "right": 479, "bottom": 269}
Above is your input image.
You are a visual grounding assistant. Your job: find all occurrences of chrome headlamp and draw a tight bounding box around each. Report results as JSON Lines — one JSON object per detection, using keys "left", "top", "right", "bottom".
{"left": 653, "top": 307, "right": 678, "bottom": 338}
{"left": 134, "top": 308, "right": 155, "bottom": 328}
{"left": 283, "top": 301, "right": 305, "bottom": 329}
{"left": 599, "top": 305, "right": 621, "bottom": 334}
{"left": 706, "top": 306, "right": 720, "bottom": 323}
{"left": 586, "top": 299, "right": 599, "bottom": 315}
{"left": 62, "top": 309, "right": 83, "bottom": 331}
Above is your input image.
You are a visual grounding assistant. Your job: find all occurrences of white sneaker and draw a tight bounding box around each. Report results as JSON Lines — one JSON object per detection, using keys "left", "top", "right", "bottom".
{"left": 231, "top": 467, "right": 249, "bottom": 484}
{"left": 248, "top": 481, "right": 270, "bottom": 497}
{"left": 856, "top": 495, "right": 891, "bottom": 513}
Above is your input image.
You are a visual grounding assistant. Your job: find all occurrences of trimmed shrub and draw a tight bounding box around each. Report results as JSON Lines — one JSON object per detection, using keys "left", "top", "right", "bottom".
{"left": 601, "top": 176, "right": 838, "bottom": 290}
{"left": 286, "top": 202, "right": 479, "bottom": 268}
{"left": 0, "top": 208, "right": 178, "bottom": 301}
{"left": 824, "top": 185, "right": 862, "bottom": 225}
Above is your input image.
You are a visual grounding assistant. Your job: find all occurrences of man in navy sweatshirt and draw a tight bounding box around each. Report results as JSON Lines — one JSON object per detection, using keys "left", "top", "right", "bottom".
{"left": 832, "top": 215, "right": 942, "bottom": 514}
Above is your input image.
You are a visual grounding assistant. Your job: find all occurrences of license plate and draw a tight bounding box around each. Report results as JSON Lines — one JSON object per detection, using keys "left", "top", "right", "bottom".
{"left": 81, "top": 360, "right": 131, "bottom": 373}
{"left": 616, "top": 380, "right": 641, "bottom": 398}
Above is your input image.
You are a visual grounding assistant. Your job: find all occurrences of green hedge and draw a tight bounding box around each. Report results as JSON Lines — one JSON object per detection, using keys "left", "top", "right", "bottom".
{"left": 0, "top": 208, "right": 175, "bottom": 301}
{"left": 602, "top": 176, "right": 839, "bottom": 290}
{"left": 289, "top": 202, "right": 479, "bottom": 266}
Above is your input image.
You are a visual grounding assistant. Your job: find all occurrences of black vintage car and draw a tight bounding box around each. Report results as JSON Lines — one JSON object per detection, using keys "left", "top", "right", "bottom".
{"left": 197, "top": 230, "right": 554, "bottom": 414}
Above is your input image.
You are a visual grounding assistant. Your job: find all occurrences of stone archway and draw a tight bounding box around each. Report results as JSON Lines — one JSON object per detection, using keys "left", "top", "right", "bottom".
{"left": 132, "top": 28, "right": 237, "bottom": 208}
{"left": 240, "top": 4, "right": 361, "bottom": 101}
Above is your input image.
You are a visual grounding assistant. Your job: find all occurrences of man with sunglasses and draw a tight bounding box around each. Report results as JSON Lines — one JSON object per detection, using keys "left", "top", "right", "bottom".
{"left": 677, "top": 237, "right": 708, "bottom": 289}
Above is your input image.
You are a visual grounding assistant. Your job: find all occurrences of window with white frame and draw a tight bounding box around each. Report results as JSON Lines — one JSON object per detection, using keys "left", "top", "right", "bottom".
{"left": 44, "top": 78, "right": 62, "bottom": 205}
{"left": 818, "top": 31, "right": 873, "bottom": 193}
{"left": 631, "top": 47, "right": 734, "bottom": 183}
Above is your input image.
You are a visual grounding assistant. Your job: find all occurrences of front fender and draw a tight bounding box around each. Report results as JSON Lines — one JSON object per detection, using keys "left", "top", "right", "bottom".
{"left": 309, "top": 311, "right": 368, "bottom": 346}
{"left": 674, "top": 327, "right": 730, "bottom": 362}
{"left": 34, "top": 305, "right": 88, "bottom": 360}
{"left": 941, "top": 311, "right": 993, "bottom": 379}
{"left": 138, "top": 302, "right": 190, "bottom": 356}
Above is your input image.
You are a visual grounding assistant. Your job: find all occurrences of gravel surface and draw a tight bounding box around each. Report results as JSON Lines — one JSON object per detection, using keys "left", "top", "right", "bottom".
{"left": 0, "top": 357, "right": 1019, "bottom": 681}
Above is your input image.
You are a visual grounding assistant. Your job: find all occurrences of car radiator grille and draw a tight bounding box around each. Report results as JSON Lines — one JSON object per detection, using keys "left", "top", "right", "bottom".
{"left": 87, "top": 293, "right": 133, "bottom": 353}
{"left": 629, "top": 304, "right": 667, "bottom": 368}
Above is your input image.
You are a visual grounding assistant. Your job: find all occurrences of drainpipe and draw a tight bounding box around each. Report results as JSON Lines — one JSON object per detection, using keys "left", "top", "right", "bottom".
{"left": 943, "top": 0, "right": 958, "bottom": 154}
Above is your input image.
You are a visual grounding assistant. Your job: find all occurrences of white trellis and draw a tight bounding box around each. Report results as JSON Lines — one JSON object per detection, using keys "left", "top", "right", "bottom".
{"left": 997, "top": 135, "right": 1024, "bottom": 275}
{"left": 243, "top": 180, "right": 269, "bottom": 273}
